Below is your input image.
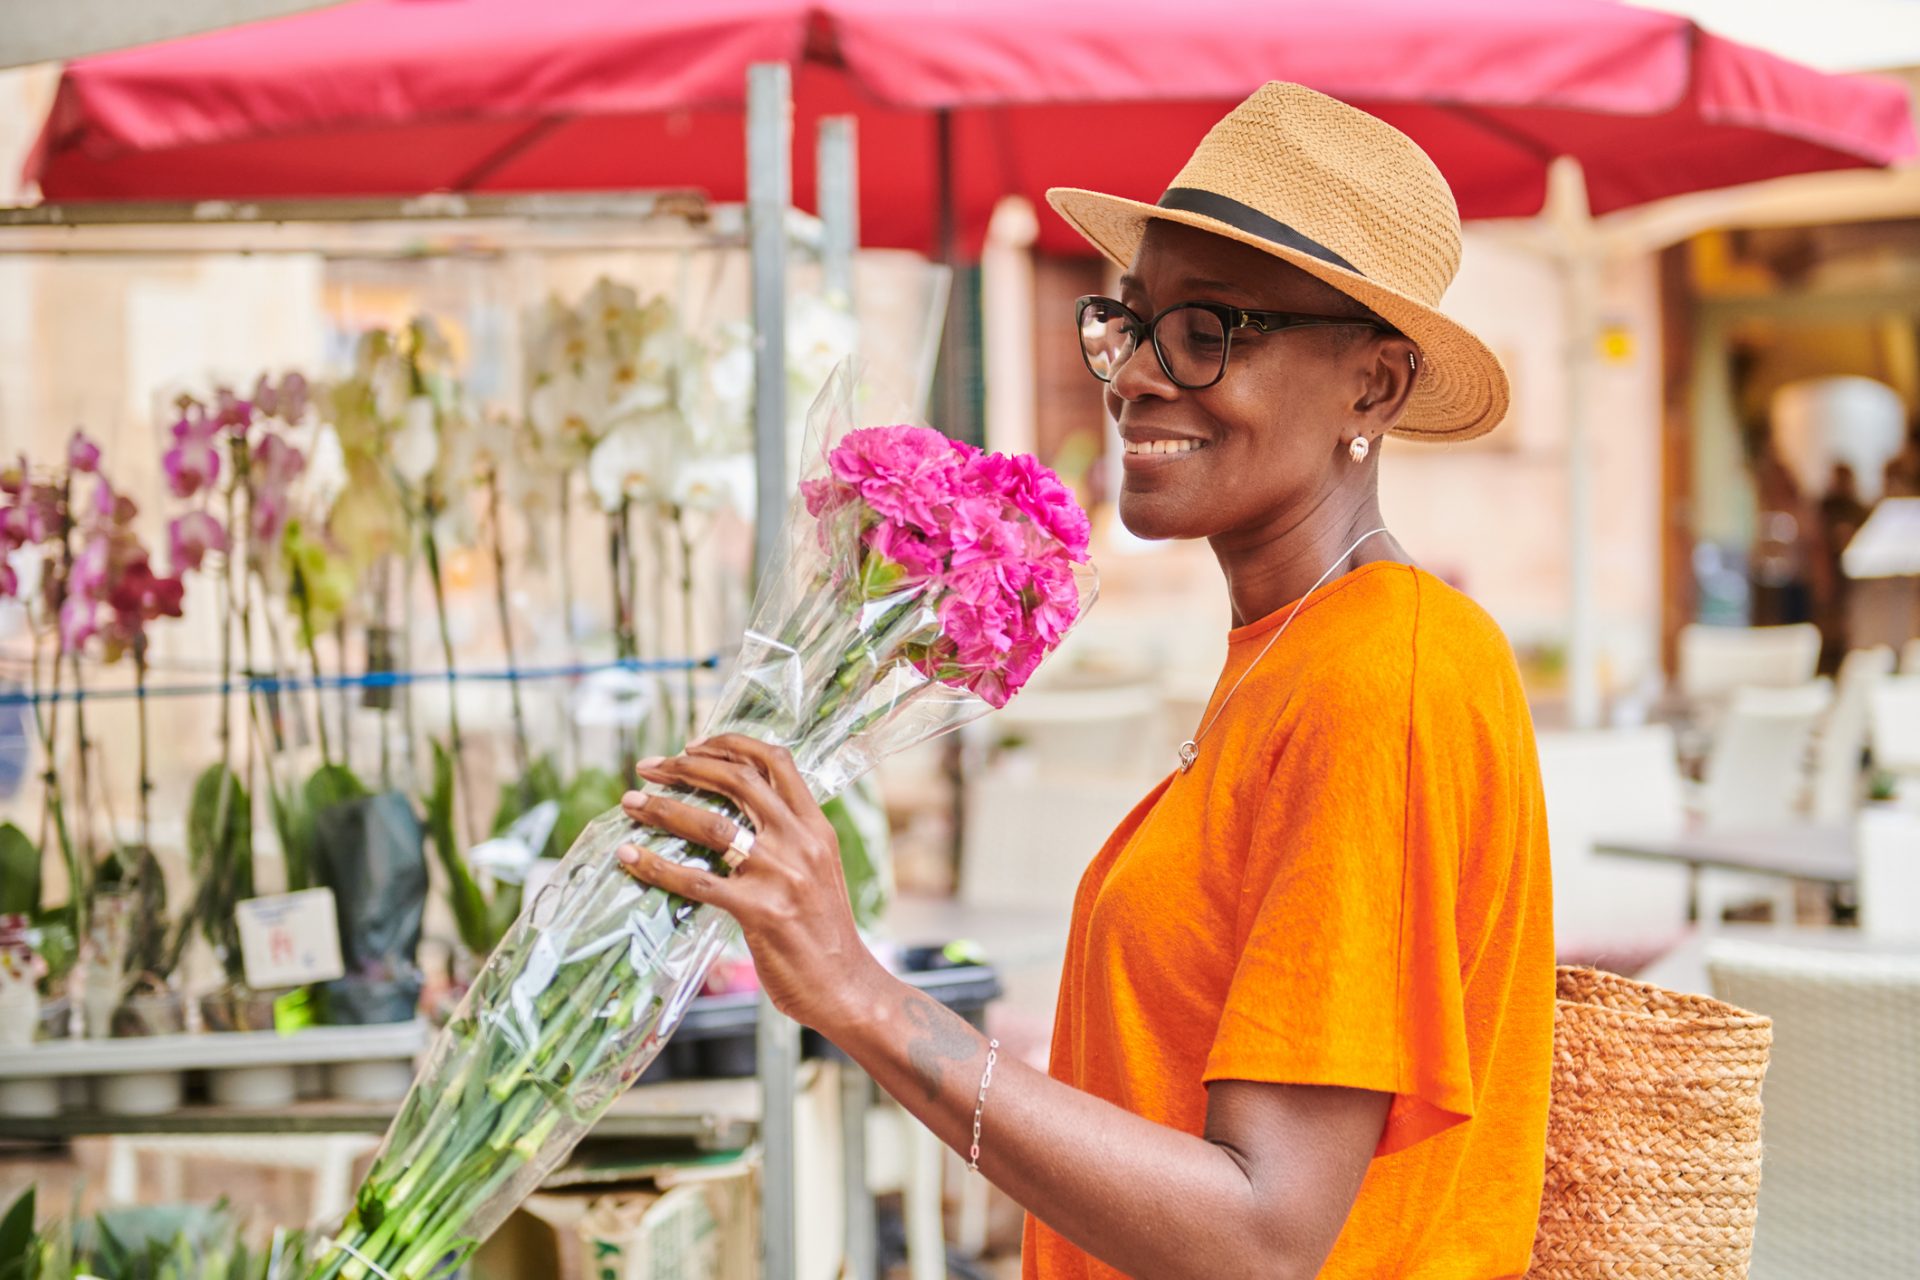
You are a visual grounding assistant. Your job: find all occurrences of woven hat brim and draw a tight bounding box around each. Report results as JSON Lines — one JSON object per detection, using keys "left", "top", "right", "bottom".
{"left": 1047, "top": 187, "right": 1510, "bottom": 443}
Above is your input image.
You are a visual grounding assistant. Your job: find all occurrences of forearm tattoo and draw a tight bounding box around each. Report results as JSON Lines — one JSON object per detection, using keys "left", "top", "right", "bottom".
{"left": 903, "top": 992, "right": 979, "bottom": 1102}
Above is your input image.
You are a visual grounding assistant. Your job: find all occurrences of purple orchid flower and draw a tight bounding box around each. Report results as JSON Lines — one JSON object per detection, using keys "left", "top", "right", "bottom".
{"left": 67, "top": 431, "right": 101, "bottom": 474}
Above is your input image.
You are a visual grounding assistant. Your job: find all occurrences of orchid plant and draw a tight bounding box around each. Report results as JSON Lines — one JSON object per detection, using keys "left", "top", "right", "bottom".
{"left": 160, "top": 373, "right": 357, "bottom": 994}
{"left": 1, "top": 431, "right": 193, "bottom": 1025}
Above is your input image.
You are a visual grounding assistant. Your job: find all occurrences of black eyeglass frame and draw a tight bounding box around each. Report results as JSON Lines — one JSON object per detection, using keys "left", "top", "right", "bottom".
{"left": 1074, "top": 294, "right": 1402, "bottom": 391}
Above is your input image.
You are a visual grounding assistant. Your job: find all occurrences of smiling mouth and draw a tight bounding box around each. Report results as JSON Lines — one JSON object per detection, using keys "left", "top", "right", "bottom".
{"left": 1121, "top": 438, "right": 1208, "bottom": 457}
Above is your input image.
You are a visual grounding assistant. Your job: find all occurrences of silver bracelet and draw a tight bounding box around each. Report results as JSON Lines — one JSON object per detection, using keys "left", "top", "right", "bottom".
{"left": 967, "top": 1037, "right": 1000, "bottom": 1174}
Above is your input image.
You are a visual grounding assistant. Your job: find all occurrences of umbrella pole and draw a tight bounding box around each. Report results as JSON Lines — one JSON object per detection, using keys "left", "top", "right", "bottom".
{"left": 1548, "top": 158, "right": 1604, "bottom": 730}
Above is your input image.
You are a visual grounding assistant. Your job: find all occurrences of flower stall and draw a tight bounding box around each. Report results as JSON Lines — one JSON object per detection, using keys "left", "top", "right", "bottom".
{"left": 0, "top": 73, "right": 1014, "bottom": 1280}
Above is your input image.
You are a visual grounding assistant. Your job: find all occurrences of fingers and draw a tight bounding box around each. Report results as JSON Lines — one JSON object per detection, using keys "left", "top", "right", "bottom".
{"left": 616, "top": 841, "right": 744, "bottom": 913}
{"left": 619, "top": 790, "right": 747, "bottom": 860}
{"left": 631, "top": 751, "right": 787, "bottom": 836}
{"left": 684, "top": 734, "right": 816, "bottom": 818}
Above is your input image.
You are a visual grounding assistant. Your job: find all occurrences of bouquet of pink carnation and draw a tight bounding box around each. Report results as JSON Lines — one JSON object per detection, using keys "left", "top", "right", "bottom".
{"left": 305, "top": 364, "right": 1095, "bottom": 1279}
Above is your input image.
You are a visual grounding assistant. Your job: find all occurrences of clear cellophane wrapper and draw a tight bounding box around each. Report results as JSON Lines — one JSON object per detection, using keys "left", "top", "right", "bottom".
{"left": 305, "top": 363, "right": 1095, "bottom": 1279}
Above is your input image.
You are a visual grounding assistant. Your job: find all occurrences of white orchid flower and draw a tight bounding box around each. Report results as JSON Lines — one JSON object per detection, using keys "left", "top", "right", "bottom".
{"left": 696, "top": 326, "right": 756, "bottom": 452}
{"left": 303, "top": 423, "right": 349, "bottom": 515}
{"left": 371, "top": 354, "right": 411, "bottom": 425}
{"left": 670, "top": 452, "right": 756, "bottom": 516}
{"left": 394, "top": 395, "right": 440, "bottom": 485}
{"left": 787, "top": 293, "right": 860, "bottom": 386}
{"left": 413, "top": 315, "right": 454, "bottom": 367}
{"left": 528, "top": 372, "right": 598, "bottom": 451}
{"left": 587, "top": 412, "right": 681, "bottom": 513}
{"left": 585, "top": 277, "right": 643, "bottom": 329}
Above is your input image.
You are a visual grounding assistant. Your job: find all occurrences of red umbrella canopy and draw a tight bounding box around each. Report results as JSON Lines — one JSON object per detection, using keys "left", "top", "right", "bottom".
{"left": 26, "top": 0, "right": 1917, "bottom": 256}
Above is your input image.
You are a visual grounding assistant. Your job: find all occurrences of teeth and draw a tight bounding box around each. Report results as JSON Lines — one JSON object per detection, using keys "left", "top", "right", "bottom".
{"left": 1123, "top": 438, "right": 1205, "bottom": 456}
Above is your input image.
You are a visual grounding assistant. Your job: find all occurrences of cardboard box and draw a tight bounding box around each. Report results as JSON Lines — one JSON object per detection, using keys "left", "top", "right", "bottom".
{"left": 474, "top": 1154, "right": 758, "bottom": 1280}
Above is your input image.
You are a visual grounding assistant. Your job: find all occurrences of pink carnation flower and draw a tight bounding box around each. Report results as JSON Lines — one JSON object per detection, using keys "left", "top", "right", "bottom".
{"left": 826, "top": 426, "right": 970, "bottom": 537}
{"left": 863, "top": 521, "right": 945, "bottom": 584}
{"left": 965, "top": 452, "right": 1091, "bottom": 561}
{"left": 802, "top": 476, "right": 852, "bottom": 520}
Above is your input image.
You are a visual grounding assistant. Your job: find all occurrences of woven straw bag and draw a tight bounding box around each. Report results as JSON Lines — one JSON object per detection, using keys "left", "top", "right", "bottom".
{"left": 1527, "top": 966, "right": 1774, "bottom": 1279}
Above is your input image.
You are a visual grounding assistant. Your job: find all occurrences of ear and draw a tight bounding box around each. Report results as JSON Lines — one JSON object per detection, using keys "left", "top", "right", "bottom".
{"left": 1351, "top": 336, "right": 1421, "bottom": 434}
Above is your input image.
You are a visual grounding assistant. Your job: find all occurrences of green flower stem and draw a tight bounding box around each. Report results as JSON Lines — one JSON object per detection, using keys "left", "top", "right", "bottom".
{"left": 28, "top": 623, "right": 80, "bottom": 937}
{"left": 290, "top": 562, "right": 334, "bottom": 770}
{"left": 558, "top": 472, "right": 579, "bottom": 775}
{"left": 134, "top": 645, "right": 152, "bottom": 850}
{"left": 65, "top": 648, "right": 93, "bottom": 862}
{"left": 401, "top": 544, "right": 420, "bottom": 790}
{"left": 307, "top": 571, "right": 958, "bottom": 1280}
{"left": 485, "top": 470, "right": 531, "bottom": 779}
{"left": 337, "top": 616, "right": 354, "bottom": 776}
{"left": 647, "top": 508, "right": 672, "bottom": 752}
{"left": 674, "top": 506, "right": 698, "bottom": 744}
{"left": 421, "top": 525, "right": 477, "bottom": 845}
{"left": 57, "top": 471, "right": 97, "bottom": 863}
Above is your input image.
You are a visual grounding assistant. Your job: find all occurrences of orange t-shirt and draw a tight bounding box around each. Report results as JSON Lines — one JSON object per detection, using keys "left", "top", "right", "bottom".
{"left": 1023, "top": 563, "right": 1555, "bottom": 1280}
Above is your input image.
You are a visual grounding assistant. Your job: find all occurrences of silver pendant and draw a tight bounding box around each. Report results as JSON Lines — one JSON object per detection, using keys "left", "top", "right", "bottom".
{"left": 1177, "top": 740, "right": 1198, "bottom": 774}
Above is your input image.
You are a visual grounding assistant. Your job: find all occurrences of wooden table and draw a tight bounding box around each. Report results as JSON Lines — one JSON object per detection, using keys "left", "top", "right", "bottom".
{"left": 1595, "top": 822, "right": 1855, "bottom": 923}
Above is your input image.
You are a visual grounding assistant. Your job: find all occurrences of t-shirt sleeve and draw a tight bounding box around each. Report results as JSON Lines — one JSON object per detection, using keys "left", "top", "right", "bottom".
{"left": 1200, "top": 668, "right": 1476, "bottom": 1158}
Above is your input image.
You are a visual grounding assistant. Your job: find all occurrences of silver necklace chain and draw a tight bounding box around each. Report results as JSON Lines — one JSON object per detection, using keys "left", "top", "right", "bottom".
{"left": 1177, "top": 528, "right": 1390, "bottom": 774}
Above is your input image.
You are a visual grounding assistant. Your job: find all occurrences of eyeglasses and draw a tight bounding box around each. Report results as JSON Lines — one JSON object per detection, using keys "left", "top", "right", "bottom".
{"left": 1074, "top": 294, "right": 1399, "bottom": 391}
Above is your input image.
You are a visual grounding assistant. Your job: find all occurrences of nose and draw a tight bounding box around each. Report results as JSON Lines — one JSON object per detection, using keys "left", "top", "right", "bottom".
{"left": 1107, "top": 333, "right": 1178, "bottom": 403}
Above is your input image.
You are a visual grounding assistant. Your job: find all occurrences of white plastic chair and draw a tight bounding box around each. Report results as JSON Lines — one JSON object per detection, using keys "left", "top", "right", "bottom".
{"left": 1535, "top": 726, "right": 1692, "bottom": 968}
{"left": 1699, "top": 682, "right": 1833, "bottom": 827}
{"left": 1708, "top": 941, "right": 1920, "bottom": 1280}
{"left": 1677, "top": 623, "right": 1822, "bottom": 706}
{"left": 1810, "top": 647, "right": 1895, "bottom": 822}
{"left": 962, "top": 678, "right": 1166, "bottom": 914}
{"left": 1870, "top": 677, "right": 1920, "bottom": 778}
{"left": 1695, "top": 682, "right": 1832, "bottom": 925}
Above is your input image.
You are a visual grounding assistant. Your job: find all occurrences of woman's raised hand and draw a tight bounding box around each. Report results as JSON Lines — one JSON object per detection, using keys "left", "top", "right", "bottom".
{"left": 616, "top": 734, "right": 882, "bottom": 1032}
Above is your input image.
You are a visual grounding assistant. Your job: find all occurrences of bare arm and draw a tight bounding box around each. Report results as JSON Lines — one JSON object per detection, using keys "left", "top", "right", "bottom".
{"left": 618, "top": 736, "right": 1390, "bottom": 1280}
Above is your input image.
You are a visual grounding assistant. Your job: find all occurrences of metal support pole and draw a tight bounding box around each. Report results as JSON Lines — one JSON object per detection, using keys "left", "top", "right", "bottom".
{"left": 817, "top": 109, "right": 879, "bottom": 1280}
{"left": 818, "top": 116, "right": 858, "bottom": 302}
{"left": 1548, "top": 158, "right": 1603, "bottom": 730}
{"left": 748, "top": 59, "right": 799, "bottom": 1280}
{"left": 839, "top": 1064, "right": 877, "bottom": 1280}
{"left": 749, "top": 61, "right": 791, "bottom": 590}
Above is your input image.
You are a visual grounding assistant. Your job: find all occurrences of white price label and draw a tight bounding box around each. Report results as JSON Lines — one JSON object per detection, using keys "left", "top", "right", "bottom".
{"left": 236, "top": 888, "right": 345, "bottom": 990}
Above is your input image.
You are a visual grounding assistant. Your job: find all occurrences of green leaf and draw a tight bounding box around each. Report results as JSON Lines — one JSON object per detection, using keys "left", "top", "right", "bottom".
{"left": 427, "top": 740, "right": 495, "bottom": 956}
{"left": 185, "top": 764, "right": 253, "bottom": 984}
{"left": 485, "top": 883, "right": 524, "bottom": 945}
{"left": 297, "top": 763, "right": 368, "bottom": 893}
{"left": 491, "top": 754, "right": 563, "bottom": 840}
{"left": 822, "top": 777, "right": 891, "bottom": 930}
{"left": 0, "top": 823, "right": 38, "bottom": 917}
{"left": 0, "top": 1186, "right": 34, "bottom": 1279}
{"left": 99, "top": 845, "right": 173, "bottom": 983}
{"left": 555, "top": 767, "right": 625, "bottom": 860}
{"left": 28, "top": 913, "right": 76, "bottom": 985}
{"left": 304, "top": 763, "right": 368, "bottom": 813}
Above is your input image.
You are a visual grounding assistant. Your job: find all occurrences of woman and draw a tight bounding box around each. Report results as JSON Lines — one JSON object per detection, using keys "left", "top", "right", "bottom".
{"left": 618, "top": 82, "right": 1554, "bottom": 1279}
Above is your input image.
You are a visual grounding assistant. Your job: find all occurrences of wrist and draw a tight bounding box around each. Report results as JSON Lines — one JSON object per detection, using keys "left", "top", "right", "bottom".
{"left": 817, "top": 954, "right": 898, "bottom": 1040}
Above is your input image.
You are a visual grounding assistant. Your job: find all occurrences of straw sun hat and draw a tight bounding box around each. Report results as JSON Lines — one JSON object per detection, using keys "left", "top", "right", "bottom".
{"left": 1048, "top": 81, "right": 1509, "bottom": 442}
